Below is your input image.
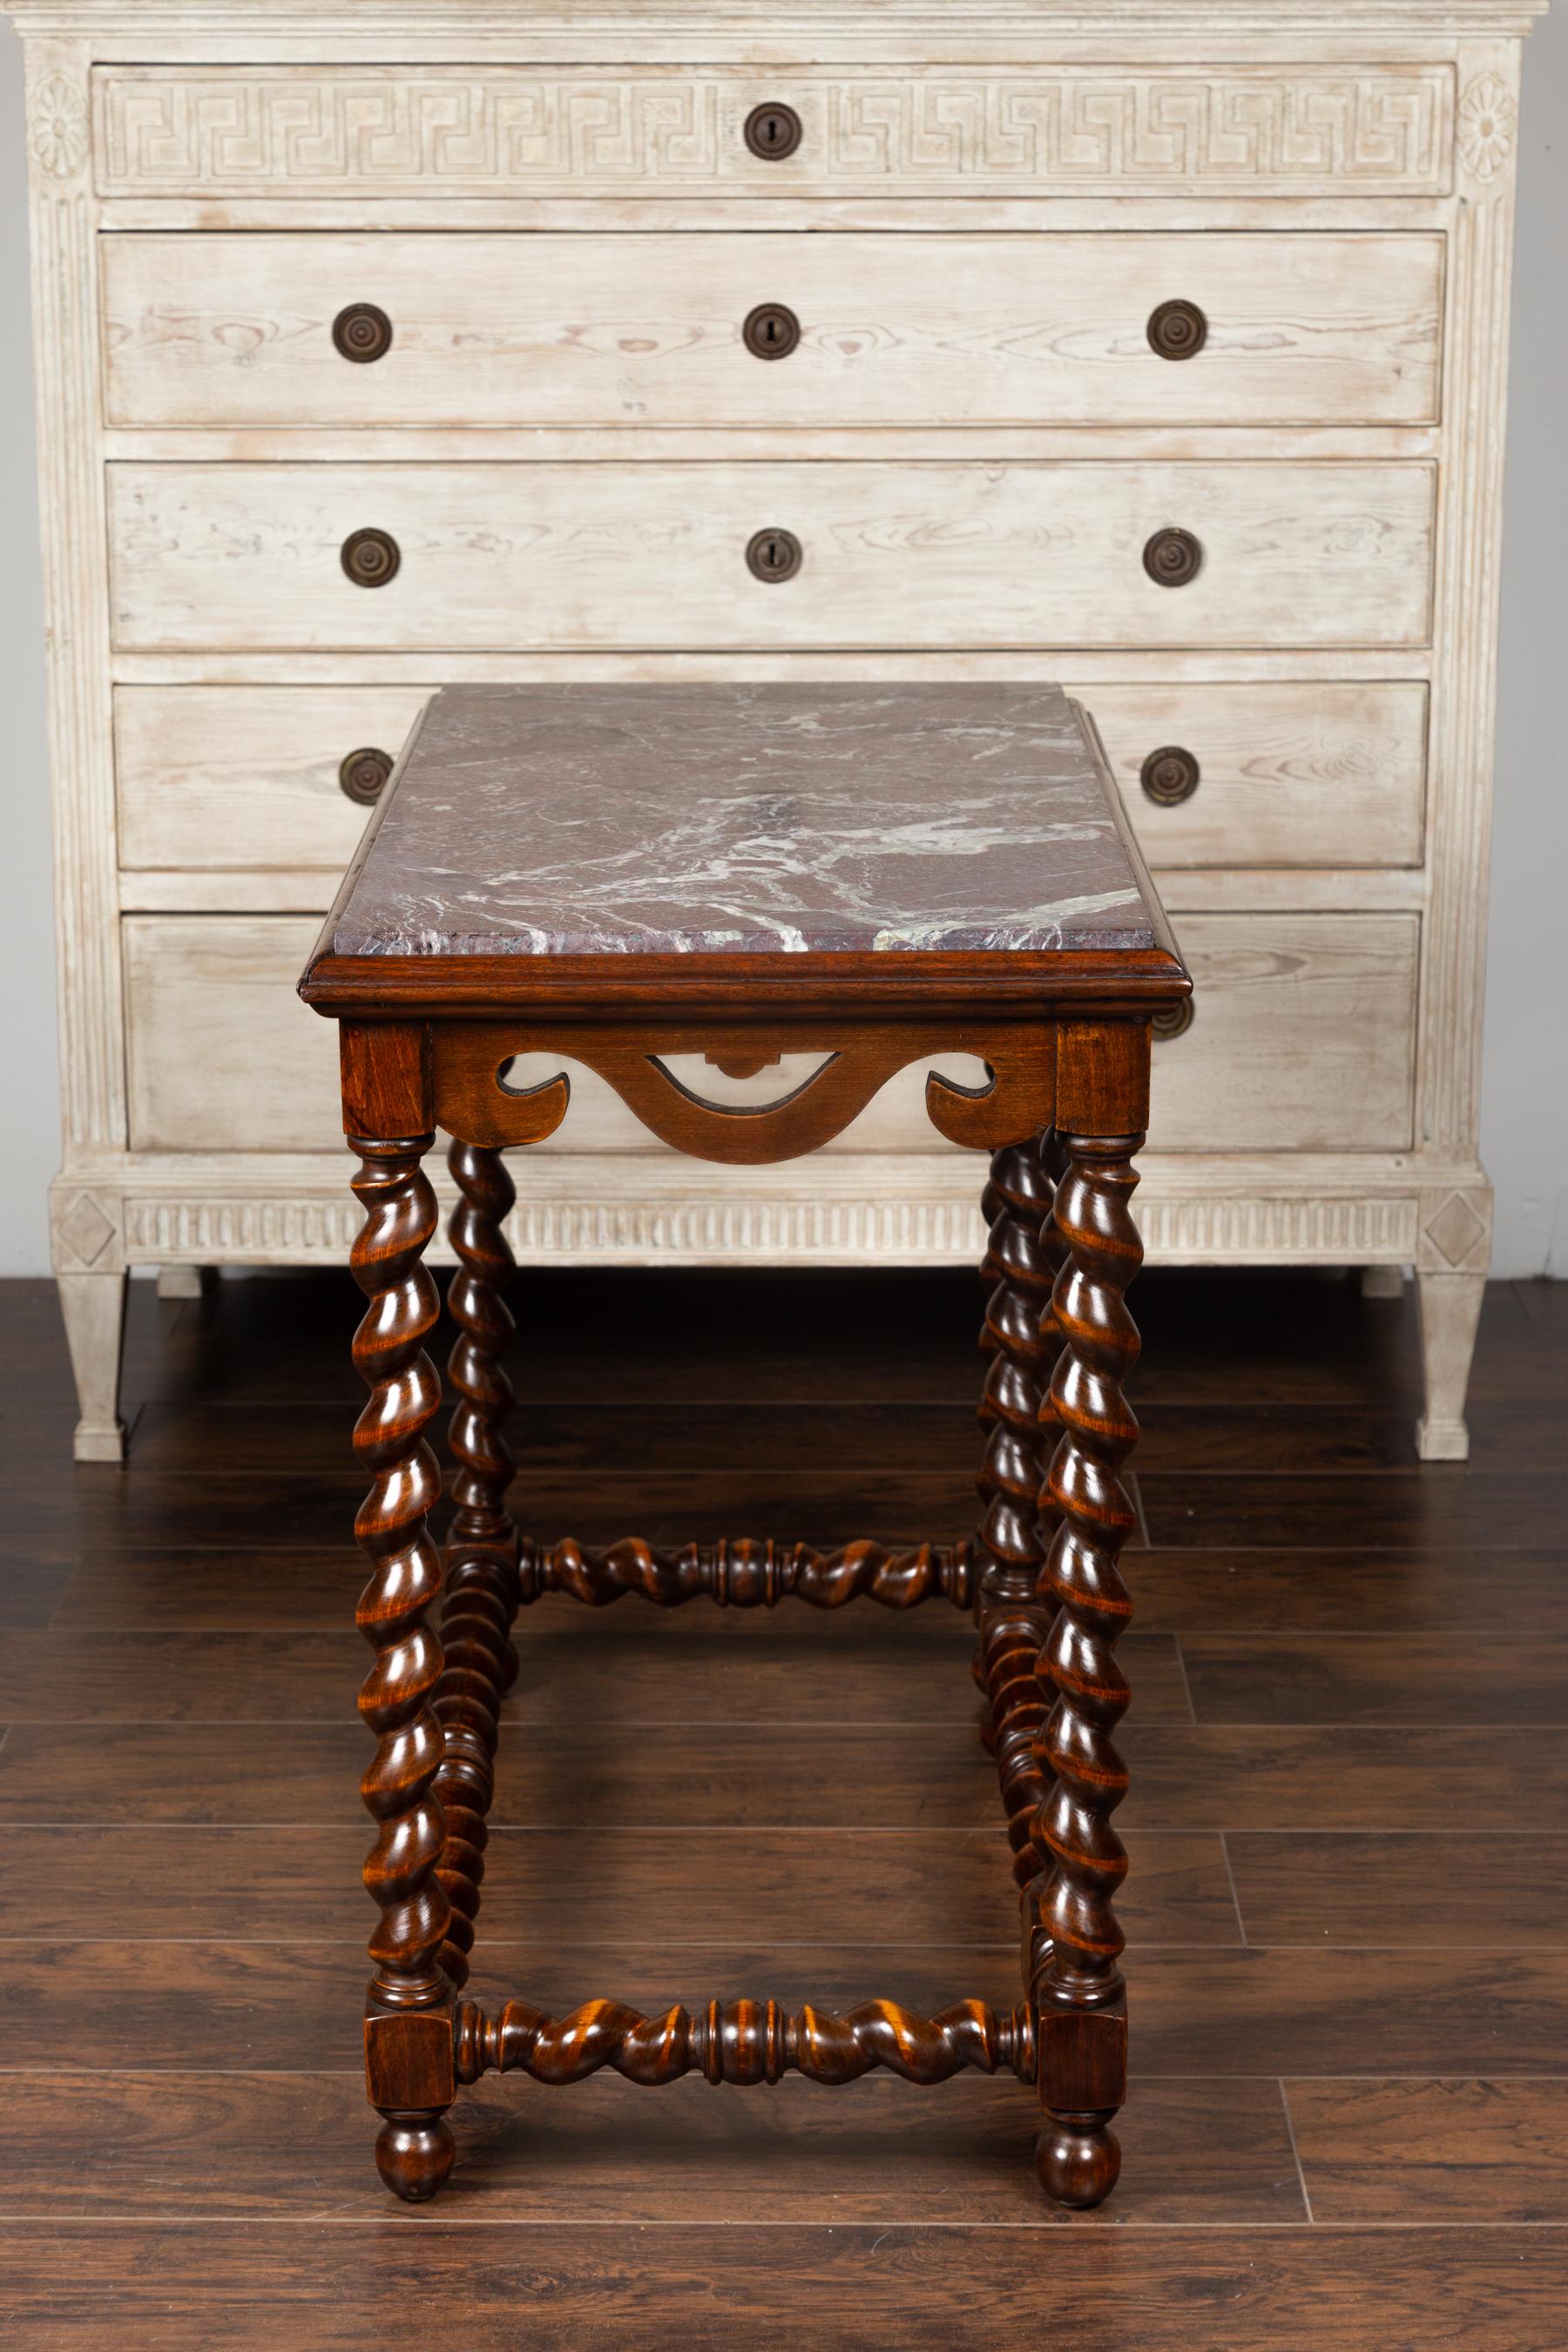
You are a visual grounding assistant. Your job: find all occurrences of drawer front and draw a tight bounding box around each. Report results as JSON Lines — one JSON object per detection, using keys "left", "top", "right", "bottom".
{"left": 125, "top": 916, "right": 340, "bottom": 1153}
{"left": 124, "top": 912, "right": 1416, "bottom": 1158}
{"left": 115, "top": 679, "right": 1426, "bottom": 881}
{"left": 1151, "top": 913, "right": 1416, "bottom": 1150}
{"left": 120, "top": 914, "right": 989, "bottom": 1156}
{"left": 1076, "top": 682, "right": 1427, "bottom": 870}
{"left": 92, "top": 66, "right": 1455, "bottom": 199}
{"left": 116, "top": 686, "right": 433, "bottom": 872}
{"left": 108, "top": 463, "right": 1435, "bottom": 653}
{"left": 102, "top": 233, "right": 1443, "bottom": 431}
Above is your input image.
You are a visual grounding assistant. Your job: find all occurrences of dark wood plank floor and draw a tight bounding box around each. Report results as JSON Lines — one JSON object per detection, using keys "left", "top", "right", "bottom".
{"left": 2, "top": 1263, "right": 1565, "bottom": 2349}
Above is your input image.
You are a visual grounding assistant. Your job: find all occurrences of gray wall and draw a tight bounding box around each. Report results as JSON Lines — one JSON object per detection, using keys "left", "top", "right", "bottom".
{"left": 0, "top": 21, "right": 1564, "bottom": 1277}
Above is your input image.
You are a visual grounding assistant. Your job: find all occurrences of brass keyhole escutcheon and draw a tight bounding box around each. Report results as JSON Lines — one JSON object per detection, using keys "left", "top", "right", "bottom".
{"left": 1143, "top": 527, "right": 1204, "bottom": 589}
{"left": 339, "top": 747, "right": 394, "bottom": 805}
{"left": 1140, "top": 746, "right": 1201, "bottom": 806}
{"left": 744, "top": 101, "right": 803, "bottom": 159}
{"left": 341, "top": 528, "right": 401, "bottom": 588}
{"left": 743, "top": 301, "right": 801, "bottom": 361}
{"left": 1146, "top": 300, "right": 1207, "bottom": 362}
{"left": 746, "top": 526, "right": 803, "bottom": 582}
{"left": 332, "top": 303, "right": 394, "bottom": 364}
{"left": 1152, "top": 1000, "right": 1195, "bottom": 1041}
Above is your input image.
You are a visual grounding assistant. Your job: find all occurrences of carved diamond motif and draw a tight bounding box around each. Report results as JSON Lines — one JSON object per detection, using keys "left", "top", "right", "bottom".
{"left": 57, "top": 1193, "right": 115, "bottom": 1269}
{"left": 1423, "top": 1193, "right": 1487, "bottom": 1270}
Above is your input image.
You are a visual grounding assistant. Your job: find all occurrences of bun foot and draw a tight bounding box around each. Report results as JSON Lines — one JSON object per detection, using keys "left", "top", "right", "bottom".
{"left": 375, "top": 2114, "right": 456, "bottom": 2203}
{"left": 1035, "top": 2118, "right": 1122, "bottom": 2209}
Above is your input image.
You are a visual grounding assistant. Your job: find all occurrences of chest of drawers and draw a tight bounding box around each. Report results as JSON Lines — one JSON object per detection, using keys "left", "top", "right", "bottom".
{"left": 10, "top": 1, "right": 1543, "bottom": 1462}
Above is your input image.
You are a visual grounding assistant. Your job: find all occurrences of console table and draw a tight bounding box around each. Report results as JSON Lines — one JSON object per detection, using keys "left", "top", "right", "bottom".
{"left": 10, "top": 0, "right": 1544, "bottom": 1465}
{"left": 299, "top": 680, "right": 1190, "bottom": 2205}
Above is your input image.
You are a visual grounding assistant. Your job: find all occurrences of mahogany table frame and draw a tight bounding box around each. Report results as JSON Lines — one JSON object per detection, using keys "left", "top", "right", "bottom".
{"left": 303, "top": 899, "right": 1190, "bottom": 2211}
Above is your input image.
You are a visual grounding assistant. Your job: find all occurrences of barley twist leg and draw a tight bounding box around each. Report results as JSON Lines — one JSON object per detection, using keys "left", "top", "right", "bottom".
{"left": 350, "top": 1132, "right": 455, "bottom": 2203}
{"left": 1028, "top": 1128, "right": 1143, "bottom": 2210}
{"left": 434, "top": 1140, "right": 521, "bottom": 1990}
{"left": 973, "top": 1137, "right": 1057, "bottom": 1884}
{"left": 455, "top": 1994, "right": 1036, "bottom": 2088}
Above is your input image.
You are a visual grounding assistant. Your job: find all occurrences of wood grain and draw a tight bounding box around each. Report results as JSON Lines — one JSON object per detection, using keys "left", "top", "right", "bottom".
{"left": 6, "top": 1254, "right": 1568, "bottom": 2317}
{"left": 1288, "top": 2080, "right": 1568, "bottom": 2222}
{"left": 11, "top": 1722, "right": 1559, "bottom": 1836}
{"left": 107, "top": 461, "right": 1436, "bottom": 653}
{"left": 13, "top": 1941, "right": 1565, "bottom": 2082}
{"left": 112, "top": 679, "right": 1429, "bottom": 893}
{"left": 0, "top": 1825, "right": 1240, "bottom": 1946}
{"left": 1228, "top": 1835, "right": 1568, "bottom": 1946}
{"left": 121, "top": 910, "right": 1416, "bottom": 1154}
{"left": 7, "top": 2227, "right": 1566, "bottom": 2352}
{"left": 0, "top": 2069, "right": 1302, "bottom": 2224}
{"left": 1139, "top": 1471, "right": 1568, "bottom": 1551}
{"left": 6, "top": 2227, "right": 1568, "bottom": 2352}
{"left": 102, "top": 233, "right": 1443, "bottom": 431}
{"left": 1182, "top": 1634, "right": 1568, "bottom": 1725}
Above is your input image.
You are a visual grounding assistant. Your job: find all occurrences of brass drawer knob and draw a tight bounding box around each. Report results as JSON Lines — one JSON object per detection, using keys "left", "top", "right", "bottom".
{"left": 339, "top": 747, "right": 393, "bottom": 805}
{"left": 746, "top": 526, "right": 802, "bottom": 582}
{"left": 341, "top": 528, "right": 401, "bottom": 588}
{"left": 744, "top": 101, "right": 803, "bottom": 159}
{"left": 1140, "top": 746, "right": 1200, "bottom": 806}
{"left": 332, "top": 303, "right": 394, "bottom": 364}
{"left": 1143, "top": 527, "right": 1204, "bottom": 588}
{"left": 743, "top": 301, "right": 801, "bottom": 361}
{"left": 1147, "top": 299, "right": 1207, "bottom": 362}
{"left": 1153, "top": 1001, "right": 1194, "bottom": 1041}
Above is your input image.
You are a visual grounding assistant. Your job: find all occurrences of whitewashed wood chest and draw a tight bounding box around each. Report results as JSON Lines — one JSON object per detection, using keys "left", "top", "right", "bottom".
{"left": 8, "top": 0, "right": 1544, "bottom": 1459}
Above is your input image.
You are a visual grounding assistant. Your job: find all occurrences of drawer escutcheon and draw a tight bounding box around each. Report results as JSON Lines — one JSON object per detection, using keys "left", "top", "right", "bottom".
{"left": 746, "top": 527, "right": 802, "bottom": 583}
{"left": 1146, "top": 300, "right": 1207, "bottom": 362}
{"left": 1143, "top": 528, "right": 1205, "bottom": 589}
{"left": 339, "top": 747, "right": 394, "bottom": 805}
{"left": 743, "top": 301, "right": 801, "bottom": 361}
{"left": 1140, "top": 746, "right": 1201, "bottom": 806}
{"left": 341, "top": 529, "right": 401, "bottom": 589}
{"left": 332, "top": 303, "right": 394, "bottom": 365}
{"left": 744, "top": 101, "right": 803, "bottom": 159}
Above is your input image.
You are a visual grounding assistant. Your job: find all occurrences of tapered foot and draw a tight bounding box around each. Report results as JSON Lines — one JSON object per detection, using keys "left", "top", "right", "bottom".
{"left": 1036, "top": 2118, "right": 1122, "bottom": 2209}
{"left": 375, "top": 2113, "right": 456, "bottom": 2203}
{"left": 1416, "top": 1268, "right": 1485, "bottom": 1461}
{"left": 57, "top": 1270, "right": 129, "bottom": 1462}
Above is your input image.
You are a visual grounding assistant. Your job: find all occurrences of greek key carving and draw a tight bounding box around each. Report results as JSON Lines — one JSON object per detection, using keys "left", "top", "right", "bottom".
{"left": 93, "top": 68, "right": 1454, "bottom": 195}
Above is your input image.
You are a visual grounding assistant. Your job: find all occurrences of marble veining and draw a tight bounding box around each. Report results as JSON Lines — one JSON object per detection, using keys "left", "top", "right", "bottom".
{"left": 333, "top": 683, "right": 1156, "bottom": 957}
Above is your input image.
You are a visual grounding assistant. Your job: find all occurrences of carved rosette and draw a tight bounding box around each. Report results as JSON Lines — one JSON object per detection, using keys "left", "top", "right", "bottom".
{"left": 1457, "top": 71, "right": 1517, "bottom": 186}
{"left": 30, "top": 71, "right": 90, "bottom": 181}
